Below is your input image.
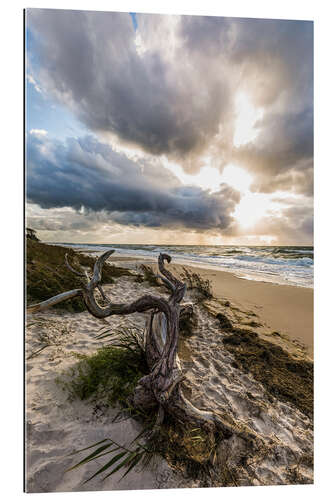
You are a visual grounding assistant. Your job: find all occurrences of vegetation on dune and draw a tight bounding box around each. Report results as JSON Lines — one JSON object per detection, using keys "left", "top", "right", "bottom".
{"left": 26, "top": 227, "right": 40, "bottom": 241}
{"left": 222, "top": 328, "right": 313, "bottom": 418}
{"left": 58, "top": 324, "right": 148, "bottom": 408}
{"left": 26, "top": 239, "right": 132, "bottom": 312}
{"left": 59, "top": 346, "right": 149, "bottom": 407}
{"left": 180, "top": 267, "right": 213, "bottom": 299}
{"left": 59, "top": 325, "right": 231, "bottom": 485}
{"left": 136, "top": 264, "right": 162, "bottom": 287}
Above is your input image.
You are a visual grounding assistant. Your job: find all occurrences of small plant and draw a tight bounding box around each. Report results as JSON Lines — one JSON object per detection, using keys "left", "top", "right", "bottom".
{"left": 67, "top": 416, "right": 223, "bottom": 485}
{"left": 95, "top": 324, "right": 146, "bottom": 363}
{"left": 180, "top": 267, "right": 213, "bottom": 299}
{"left": 137, "top": 264, "right": 161, "bottom": 287}
{"left": 66, "top": 436, "right": 153, "bottom": 483}
{"left": 58, "top": 344, "right": 148, "bottom": 407}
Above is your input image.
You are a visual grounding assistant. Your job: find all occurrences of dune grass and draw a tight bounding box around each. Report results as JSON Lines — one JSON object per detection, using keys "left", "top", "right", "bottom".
{"left": 26, "top": 239, "right": 132, "bottom": 312}
{"left": 59, "top": 345, "right": 149, "bottom": 408}
{"left": 180, "top": 267, "right": 213, "bottom": 299}
{"left": 59, "top": 323, "right": 232, "bottom": 486}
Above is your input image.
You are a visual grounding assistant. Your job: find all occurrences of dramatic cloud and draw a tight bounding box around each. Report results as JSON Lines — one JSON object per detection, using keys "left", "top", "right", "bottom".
{"left": 248, "top": 203, "right": 313, "bottom": 245}
{"left": 26, "top": 10, "right": 313, "bottom": 244}
{"left": 181, "top": 16, "right": 313, "bottom": 194}
{"left": 27, "top": 10, "right": 232, "bottom": 171}
{"left": 27, "top": 10, "right": 313, "bottom": 195}
{"left": 27, "top": 134, "right": 240, "bottom": 232}
{"left": 233, "top": 108, "right": 313, "bottom": 195}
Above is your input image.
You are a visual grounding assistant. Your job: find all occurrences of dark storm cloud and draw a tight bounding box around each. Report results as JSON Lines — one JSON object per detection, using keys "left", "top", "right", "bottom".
{"left": 27, "top": 9, "right": 231, "bottom": 166}
{"left": 27, "top": 9, "right": 313, "bottom": 194}
{"left": 27, "top": 134, "right": 240, "bottom": 231}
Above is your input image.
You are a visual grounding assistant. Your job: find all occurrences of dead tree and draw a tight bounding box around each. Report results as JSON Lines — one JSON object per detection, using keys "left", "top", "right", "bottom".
{"left": 27, "top": 251, "right": 251, "bottom": 440}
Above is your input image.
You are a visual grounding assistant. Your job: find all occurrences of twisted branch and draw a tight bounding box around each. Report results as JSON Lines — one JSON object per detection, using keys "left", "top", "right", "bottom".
{"left": 64, "top": 253, "right": 86, "bottom": 277}
{"left": 158, "top": 253, "right": 186, "bottom": 304}
{"left": 27, "top": 249, "right": 243, "bottom": 441}
{"left": 27, "top": 289, "right": 82, "bottom": 313}
{"left": 27, "top": 250, "right": 175, "bottom": 321}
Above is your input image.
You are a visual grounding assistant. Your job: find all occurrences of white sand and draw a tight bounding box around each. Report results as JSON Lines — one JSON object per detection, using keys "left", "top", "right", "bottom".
{"left": 178, "top": 293, "right": 313, "bottom": 486}
{"left": 25, "top": 268, "right": 313, "bottom": 491}
{"left": 25, "top": 278, "right": 189, "bottom": 492}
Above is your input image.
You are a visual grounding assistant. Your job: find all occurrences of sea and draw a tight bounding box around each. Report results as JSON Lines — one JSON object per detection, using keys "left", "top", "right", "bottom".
{"left": 54, "top": 243, "right": 314, "bottom": 289}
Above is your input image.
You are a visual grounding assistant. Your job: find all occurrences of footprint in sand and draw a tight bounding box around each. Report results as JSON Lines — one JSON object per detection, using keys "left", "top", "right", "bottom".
{"left": 210, "top": 376, "right": 221, "bottom": 385}
{"left": 206, "top": 387, "right": 221, "bottom": 399}
{"left": 195, "top": 356, "right": 210, "bottom": 369}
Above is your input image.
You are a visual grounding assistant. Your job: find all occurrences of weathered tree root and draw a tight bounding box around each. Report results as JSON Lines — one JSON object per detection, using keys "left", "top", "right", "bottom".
{"left": 27, "top": 250, "right": 253, "bottom": 446}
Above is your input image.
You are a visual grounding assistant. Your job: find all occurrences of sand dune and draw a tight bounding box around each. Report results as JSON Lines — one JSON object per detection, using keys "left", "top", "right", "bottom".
{"left": 25, "top": 278, "right": 189, "bottom": 492}
{"left": 25, "top": 261, "right": 313, "bottom": 491}
{"left": 110, "top": 256, "right": 313, "bottom": 357}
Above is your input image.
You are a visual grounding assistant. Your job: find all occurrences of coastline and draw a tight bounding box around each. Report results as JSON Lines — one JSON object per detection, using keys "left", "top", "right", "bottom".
{"left": 183, "top": 265, "right": 313, "bottom": 357}
{"left": 60, "top": 243, "right": 314, "bottom": 289}
{"left": 25, "top": 243, "right": 314, "bottom": 491}
{"left": 96, "top": 253, "right": 314, "bottom": 358}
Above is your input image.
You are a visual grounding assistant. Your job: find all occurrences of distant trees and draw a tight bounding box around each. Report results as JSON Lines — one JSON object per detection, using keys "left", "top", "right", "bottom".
{"left": 26, "top": 228, "right": 39, "bottom": 241}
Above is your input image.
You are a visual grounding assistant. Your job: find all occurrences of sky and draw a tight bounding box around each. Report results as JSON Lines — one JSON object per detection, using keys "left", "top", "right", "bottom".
{"left": 25, "top": 9, "right": 313, "bottom": 246}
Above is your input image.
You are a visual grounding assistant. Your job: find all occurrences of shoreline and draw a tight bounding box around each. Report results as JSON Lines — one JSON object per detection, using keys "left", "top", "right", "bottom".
{"left": 84, "top": 252, "right": 314, "bottom": 358}
{"left": 185, "top": 264, "right": 313, "bottom": 357}
{"left": 25, "top": 241, "right": 313, "bottom": 490}
{"left": 52, "top": 243, "right": 313, "bottom": 289}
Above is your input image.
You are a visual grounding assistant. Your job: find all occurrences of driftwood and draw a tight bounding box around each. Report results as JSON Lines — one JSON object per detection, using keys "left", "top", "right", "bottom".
{"left": 27, "top": 251, "right": 244, "bottom": 439}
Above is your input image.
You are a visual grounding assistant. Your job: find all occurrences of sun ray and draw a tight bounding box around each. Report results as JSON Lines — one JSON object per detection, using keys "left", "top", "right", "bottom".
{"left": 233, "top": 92, "right": 263, "bottom": 147}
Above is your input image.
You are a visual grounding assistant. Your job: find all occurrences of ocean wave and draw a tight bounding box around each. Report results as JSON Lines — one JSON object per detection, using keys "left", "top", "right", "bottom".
{"left": 54, "top": 243, "right": 313, "bottom": 288}
{"left": 235, "top": 255, "right": 313, "bottom": 267}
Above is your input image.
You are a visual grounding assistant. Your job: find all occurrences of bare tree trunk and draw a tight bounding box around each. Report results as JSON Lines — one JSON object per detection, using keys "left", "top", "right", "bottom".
{"left": 26, "top": 250, "right": 248, "bottom": 440}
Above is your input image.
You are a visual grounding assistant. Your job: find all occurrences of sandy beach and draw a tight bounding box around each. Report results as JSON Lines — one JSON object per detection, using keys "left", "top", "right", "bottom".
{"left": 25, "top": 278, "right": 189, "bottom": 492}
{"left": 25, "top": 246, "right": 313, "bottom": 491}
{"left": 179, "top": 265, "right": 313, "bottom": 357}
{"left": 24, "top": 8, "right": 315, "bottom": 494}
{"left": 110, "top": 255, "right": 313, "bottom": 357}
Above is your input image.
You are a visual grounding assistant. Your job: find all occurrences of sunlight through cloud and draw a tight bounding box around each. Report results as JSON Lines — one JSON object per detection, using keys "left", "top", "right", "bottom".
{"left": 233, "top": 92, "right": 263, "bottom": 147}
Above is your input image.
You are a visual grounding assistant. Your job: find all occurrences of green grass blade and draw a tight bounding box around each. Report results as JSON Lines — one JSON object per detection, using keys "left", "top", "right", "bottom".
{"left": 102, "top": 451, "right": 139, "bottom": 481}
{"left": 120, "top": 452, "right": 144, "bottom": 479}
{"left": 67, "top": 439, "right": 109, "bottom": 456}
{"left": 66, "top": 443, "right": 113, "bottom": 471}
{"left": 84, "top": 451, "right": 128, "bottom": 483}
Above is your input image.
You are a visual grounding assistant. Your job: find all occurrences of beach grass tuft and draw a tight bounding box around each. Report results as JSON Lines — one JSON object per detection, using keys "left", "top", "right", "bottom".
{"left": 58, "top": 345, "right": 149, "bottom": 407}
{"left": 180, "top": 267, "right": 213, "bottom": 299}
{"left": 136, "top": 264, "right": 162, "bottom": 287}
{"left": 26, "top": 240, "right": 132, "bottom": 312}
